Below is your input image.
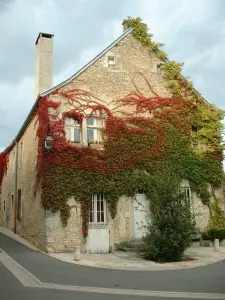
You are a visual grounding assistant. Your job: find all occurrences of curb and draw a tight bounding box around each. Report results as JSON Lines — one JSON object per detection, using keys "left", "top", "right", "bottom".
{"left": 48, "top": 251, "right": 225, "bottom": 272}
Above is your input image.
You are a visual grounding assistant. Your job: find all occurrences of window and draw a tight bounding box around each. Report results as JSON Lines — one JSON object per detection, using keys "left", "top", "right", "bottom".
{"left": 3, "top": 201, "right": 5, "bottom": 211}
{"left": 179, "top": 186, "right": 192, "bottom": 211}
{"left": 89, "top": 193, "right": 106, "bottom": 224}
{"left": 13, "top": 151, "right": 16, "bottom": 174}
{"left": 87, "top": 117, "right": 104, "bottom": 144}
{"left": 108, "top": 56, "right": 116, "bottom": 68}
{"left": 17, "top": 189, "right": 22, "bottom": 221}
{"left": 179, "top": 186, "right": 191, "bottom": 201}
{"left": 19, "top": 142, "right": 23, "bottom": 167}
{"left": 65, "top": 118, "right": 81, "bottom": 143}
{"left": 191, "top": 126, "right": 200, "bottom": 149}
{"left": 156, "top": 63, "right": 164, "bottom": 74}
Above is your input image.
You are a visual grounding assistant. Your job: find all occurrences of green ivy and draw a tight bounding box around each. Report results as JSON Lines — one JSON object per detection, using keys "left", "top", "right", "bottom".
{"left": 39, "top": 17, "right": 224, "bottom": 237}
{"left": 123, "top": 16, "right": 224, "bottom": 222}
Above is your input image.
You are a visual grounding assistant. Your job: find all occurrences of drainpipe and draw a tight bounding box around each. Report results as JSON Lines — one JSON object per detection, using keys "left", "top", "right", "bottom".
{"left": 13, "top": 141, "right": 18, "bottom": 234}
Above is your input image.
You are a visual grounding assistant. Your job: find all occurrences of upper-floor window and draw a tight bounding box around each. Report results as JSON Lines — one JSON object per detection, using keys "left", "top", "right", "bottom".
{"left": 89, "top": 193, "right": 106, "bottom": 224}
{"left": 19, "top": 142, "right": 23, "bottom": 167}
{"left": 108, "top": 56, "right": 116, "bottom": 68}
{"left": 13, "top": 151, "right": 16, "bottom": 174}
{"left": 191, "top": 126, "right": 200, "bottom": 149}
{"left": 87, "top": 117, "right": 104, "bottom": 144}
{"left": 65, "top": 118, "right": 81, "bottom": 143}
{"left": 156, "top": 63, "right": 164, "bottom": 74}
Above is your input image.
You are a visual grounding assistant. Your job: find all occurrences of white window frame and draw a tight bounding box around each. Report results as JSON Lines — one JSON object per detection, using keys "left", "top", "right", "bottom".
{"left": 108, "top": 56, "right": 116, "bottom": 68}
{"left": 86, "top": 116, "right": 104, "bottom": 144}
{"left": 64, "top": 118, "right": 82, "bottom": 143}
{"left": 179, "top": 184, "right": 193, "bottom": 212}
{"left": 89, "top": 193, "right": 107, "bottom": 224}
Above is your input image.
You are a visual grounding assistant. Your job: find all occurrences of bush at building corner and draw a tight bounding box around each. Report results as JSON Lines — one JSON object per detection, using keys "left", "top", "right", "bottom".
{"left": 141, "top": 190, "right": 197, "bottom": 263}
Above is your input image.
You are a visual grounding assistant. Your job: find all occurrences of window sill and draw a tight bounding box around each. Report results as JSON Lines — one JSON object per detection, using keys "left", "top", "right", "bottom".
{"left": 89, "top": 144, "right": 104, "bottom": 150}
{"left": 69, "top": 141, "right": 82, "bottom": 147}
{"left": 88, "top": 223, "right": 108, "bottom": 229}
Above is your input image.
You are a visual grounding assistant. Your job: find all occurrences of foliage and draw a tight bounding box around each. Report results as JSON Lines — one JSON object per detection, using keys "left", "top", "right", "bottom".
{"left": 209, "top": 198, "right": 225, "bottom": 228}
{"left": 0, "top": 148, "right": 9, "bottom": 191}
{"left": 115, "top": 241, "right": 131, "bottom": 252}
{"left": 141, "top": 191, "right": 197, "bottom": 262}
{"left": 201, "top": 227, "right": 225, "bottom": 241}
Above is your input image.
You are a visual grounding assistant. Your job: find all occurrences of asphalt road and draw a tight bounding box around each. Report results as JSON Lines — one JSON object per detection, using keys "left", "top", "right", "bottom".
{"left": 0, "top": 262, "right": 187, "bottom": 300}
{"left": 0, "top": 232, "right": 225, "bottom": 299}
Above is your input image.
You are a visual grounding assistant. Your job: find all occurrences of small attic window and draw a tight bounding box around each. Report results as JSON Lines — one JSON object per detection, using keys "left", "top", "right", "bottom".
{"left": 156, "top": 63, "right": 164, "bottom": 74}
{"left": 108, "top": 56, "right": 116, "bottom": 68}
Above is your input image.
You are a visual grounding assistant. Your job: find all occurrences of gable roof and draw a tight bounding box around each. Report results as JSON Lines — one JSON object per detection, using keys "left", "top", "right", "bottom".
{"left": 3, "top": 24, "right": 212, "bottom": 155}
{"left": 40, "top": 27, "right": 133, "bottom": 97}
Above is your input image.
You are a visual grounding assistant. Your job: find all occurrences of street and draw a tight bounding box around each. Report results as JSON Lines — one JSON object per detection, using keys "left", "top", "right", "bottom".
{"left": 0, "top": 232, "right": 225, "bottom": 300}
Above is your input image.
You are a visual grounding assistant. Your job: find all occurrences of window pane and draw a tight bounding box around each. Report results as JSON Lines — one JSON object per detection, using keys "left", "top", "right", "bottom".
{"left": 87, "top": 128, "right": 94, "bottom": 143}
{"left": 73, "top": 128, "right": 80, "bottom": 142}
{"left": 73, "top": 120, "right": 79, "bottom": 126}
{"left": 101, "top": 212, "right": 104, "bottom": 223}
{"left": 87, "top": 118, "right": 94, "bottom": 125}
{"left": 101, "top": 199, "right": 104, "bottom": 211}
{"left": 89, "top": 198, "right": 94, "bottom": 222}
{"left": 97, "top": 212, "right": 101, "bottom": 222}
{"left": 97, "top": 198, "right": 100, "bottom": 211}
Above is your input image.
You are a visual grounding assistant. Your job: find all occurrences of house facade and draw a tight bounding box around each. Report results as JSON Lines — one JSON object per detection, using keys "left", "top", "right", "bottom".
{"left": 0, "top": 20, "right": 224, "bottom": 253}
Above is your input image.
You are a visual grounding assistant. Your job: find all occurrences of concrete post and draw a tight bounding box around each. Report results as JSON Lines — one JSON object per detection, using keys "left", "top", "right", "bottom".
{"left": 74, "top": 246, "right": 80, "bottom": 261}
{"left": 214, "top": 239, "right": 220, "bottom": 252}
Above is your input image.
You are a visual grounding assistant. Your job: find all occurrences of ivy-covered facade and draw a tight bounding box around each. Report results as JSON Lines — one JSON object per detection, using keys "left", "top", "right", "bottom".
{"left": 0, "top": 17, "right": 224, "bottom": 253}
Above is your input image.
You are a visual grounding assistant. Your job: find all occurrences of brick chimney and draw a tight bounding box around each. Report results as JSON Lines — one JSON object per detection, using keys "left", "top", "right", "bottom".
{"left": 35, "top": 33, "right": 54, "bottom": 99}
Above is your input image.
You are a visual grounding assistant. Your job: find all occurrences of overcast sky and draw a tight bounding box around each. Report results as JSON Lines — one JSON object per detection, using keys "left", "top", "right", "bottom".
{"left": 0, "top": 0, "right": 225, "bottom": 151}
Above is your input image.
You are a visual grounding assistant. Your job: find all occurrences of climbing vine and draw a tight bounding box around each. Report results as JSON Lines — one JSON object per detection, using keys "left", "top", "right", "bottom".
{"left": 0, "top": 148, "right": 9, "bottom": 192}
{"left": 23, "top": 18, "right": 225, "bottom": 235}
{"left": 0, "top": 17, "right": 224, "bottom": 238}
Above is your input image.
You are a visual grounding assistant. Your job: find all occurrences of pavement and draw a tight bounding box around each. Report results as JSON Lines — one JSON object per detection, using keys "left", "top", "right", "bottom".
{"left": 49, "top": 246, "right": 225, "bottom": 271}
{"left": 1, "top": 227, "right": 225, "bottom": 299}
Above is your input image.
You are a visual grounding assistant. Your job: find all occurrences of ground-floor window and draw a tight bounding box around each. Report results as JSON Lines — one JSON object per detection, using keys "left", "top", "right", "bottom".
{"left": 89, "top": 193, "right": 106, "bottom": 224}
{"left": 17, "top": 188, "right": 22, "bottom": 221}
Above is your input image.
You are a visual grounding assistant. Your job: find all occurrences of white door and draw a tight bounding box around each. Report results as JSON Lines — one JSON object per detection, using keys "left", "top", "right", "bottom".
{"left": 86, "top": 193, "right": 109, "bottom": 253}
{"left": 86, "top": 228, "right": 109, "bottom": 253}
{"left": 133, "top": 193, "right": 149, "bottom": 239}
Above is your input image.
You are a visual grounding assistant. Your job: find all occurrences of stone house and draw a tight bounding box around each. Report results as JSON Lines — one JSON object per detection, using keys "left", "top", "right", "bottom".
{"left": 0, "top": 21, "right": 224, "bottom": 253}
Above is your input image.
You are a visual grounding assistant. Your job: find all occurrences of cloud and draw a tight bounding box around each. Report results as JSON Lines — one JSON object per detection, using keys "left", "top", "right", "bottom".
{"left": 0, "top": 0, "right": 224, "bottom": 150}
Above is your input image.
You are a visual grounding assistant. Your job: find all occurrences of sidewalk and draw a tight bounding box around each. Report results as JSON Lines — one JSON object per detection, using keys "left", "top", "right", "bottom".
{"left": 49, "top": 246, "right": 225, "bottom": 271}
{"left": 1, "top": 227, "right": 225, "bottom": 271}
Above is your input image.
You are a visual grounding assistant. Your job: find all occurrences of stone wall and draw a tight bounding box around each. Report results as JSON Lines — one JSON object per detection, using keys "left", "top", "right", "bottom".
{"left": 45, "top": 195, "right": 133, "bottom": 253}
{"left": 0, "top": 116, "right": 47, "bottom": 251}
{"left": 46, "top": 197, "right": 82, "bottom": 252}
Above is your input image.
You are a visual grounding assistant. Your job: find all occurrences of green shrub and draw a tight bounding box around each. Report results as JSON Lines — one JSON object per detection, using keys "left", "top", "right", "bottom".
{"left": 115, "top": 241, "right": 131, "bottom": 252}
{"left": 142, "top": 191, "right": 197, "bottom": 262}
{"left": 201, "top": 227, "right": 225, "bottom": 241}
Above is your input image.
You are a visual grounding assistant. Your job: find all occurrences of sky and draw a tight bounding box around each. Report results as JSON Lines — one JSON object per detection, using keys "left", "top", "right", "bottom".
{"left": 0, "top": 0, "right": 225, "bottom": 151}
